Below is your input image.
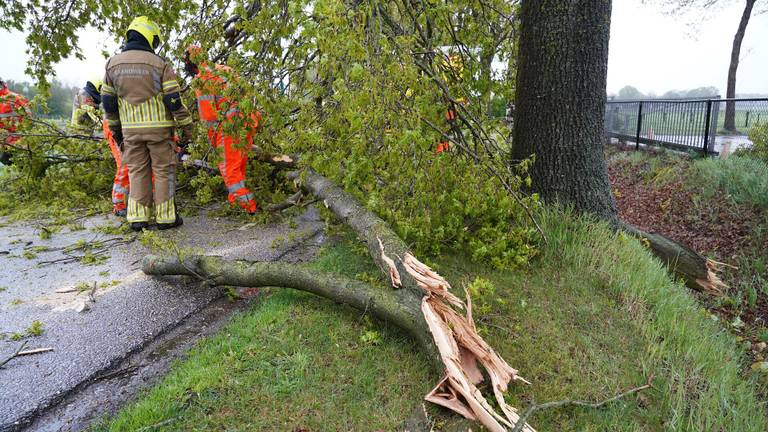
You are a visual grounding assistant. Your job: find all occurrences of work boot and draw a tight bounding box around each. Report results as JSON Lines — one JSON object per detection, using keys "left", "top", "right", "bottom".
{"left": 130, "top": 222, "right": 149, "bottom": 231}
{"left": 157, "top": 215, "right": 183, "bottom": 231}
{"left": 113, "top": 208, "right": 127, "bottom": 218}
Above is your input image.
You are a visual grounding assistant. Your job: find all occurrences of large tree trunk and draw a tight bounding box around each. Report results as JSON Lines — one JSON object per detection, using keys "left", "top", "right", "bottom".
{"left": 512, "top": 0, "right": 616, "bottom": 221}
{"left": 723, "top": 0, "right": 755, "bottom": 132}
{"left": 510, "top": 1, "right": 726, "bottom": 293}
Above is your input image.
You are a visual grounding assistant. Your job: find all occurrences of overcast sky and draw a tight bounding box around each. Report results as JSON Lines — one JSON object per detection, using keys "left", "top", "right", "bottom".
{"left": 1, "top": 1, "right": 766, "bottom": 95}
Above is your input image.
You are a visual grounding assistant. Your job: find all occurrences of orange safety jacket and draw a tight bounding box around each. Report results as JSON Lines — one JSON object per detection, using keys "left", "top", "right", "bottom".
{"left": 0, "top": 87, "right": 30, "bottom": 145}
{"left": 194, "top": 64, "right": 261, "bottom": 134}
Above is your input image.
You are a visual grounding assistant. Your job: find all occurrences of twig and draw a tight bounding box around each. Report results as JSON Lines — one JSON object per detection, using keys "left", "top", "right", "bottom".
{"left": 266, "top": 191, "right": 304, "bottom": 212}
{"left": 135, "top": 416, "right": 181, "bottom": 432}
{"left": 88, "top": 281, "right": 97, "bottom": 303}
{"left": 93, "top": 364, "right": 139, "bottom": 382}
{"left": 0, "top": 341, "right": 28, "bottom": 369}
{"left": 17, "top": 347, "right": 54, "bottom": 356}
{"left": 510, "top": 375, "right": 655, "bottom": 432}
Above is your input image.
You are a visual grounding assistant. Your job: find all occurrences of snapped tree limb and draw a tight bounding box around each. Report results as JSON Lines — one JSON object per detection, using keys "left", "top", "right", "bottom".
{"left": 144, "top": 167, "right": 535, "bottom": 431}
{"left": 621, "top": 223, "right": 726, "bottom": 295}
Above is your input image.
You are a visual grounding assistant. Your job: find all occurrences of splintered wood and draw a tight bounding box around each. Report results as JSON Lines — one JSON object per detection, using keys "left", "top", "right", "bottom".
{"left": 378, "top": 237, "right": 534, "bottom": 432}
{"left": 696, "top": 258, "right": 729, "bottom": 295}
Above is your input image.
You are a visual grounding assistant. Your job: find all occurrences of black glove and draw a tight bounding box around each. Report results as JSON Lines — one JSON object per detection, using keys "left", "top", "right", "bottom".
{"left": 111, "top": 128, "right": 124, "bottom": 152}
{"left": 0, "top": 151, "right": 13, "bottom": 166}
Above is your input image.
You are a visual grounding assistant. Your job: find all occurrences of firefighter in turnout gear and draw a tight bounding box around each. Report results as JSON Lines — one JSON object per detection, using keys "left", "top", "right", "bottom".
{"left": 69, "top": 77, "right": 103, "bottom": 135}
{"left": 0, "top": 77, "right": 31, "bottom": 166}
{"left": 102, "top": 16, "right": 194, "bottom": 231}
{"left": 69, "top": 77, "right": 131, "bottom": 217}
{"left": 183, "top": 45, "right": 261, "bottom": 214}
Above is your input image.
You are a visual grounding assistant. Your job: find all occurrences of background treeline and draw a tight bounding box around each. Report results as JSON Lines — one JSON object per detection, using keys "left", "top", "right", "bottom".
{"left": 6, "top": 79, "right": 78, "bottom": 118}
{"left": 612, "top": 85, "right": 768, "bottom": 100}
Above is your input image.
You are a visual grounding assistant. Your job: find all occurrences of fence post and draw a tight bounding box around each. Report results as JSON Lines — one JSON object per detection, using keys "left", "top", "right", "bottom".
{"left": 635, "top": 102, "right": 643, "bottom": 151}
{"left": 745, "top": 111, "right": 750, "bottom": 128}
{"left": 703, "top": 100, "right": 713, "bottom": 156}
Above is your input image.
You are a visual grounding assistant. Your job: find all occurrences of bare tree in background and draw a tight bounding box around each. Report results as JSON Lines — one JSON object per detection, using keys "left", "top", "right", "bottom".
{"left": 647, "top": 0, "right": 766, "bottom": 132}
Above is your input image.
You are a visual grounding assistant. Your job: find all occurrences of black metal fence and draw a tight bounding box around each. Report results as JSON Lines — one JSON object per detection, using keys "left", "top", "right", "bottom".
{"left": 604, "top": 98, "right": 768, "bottom": 155}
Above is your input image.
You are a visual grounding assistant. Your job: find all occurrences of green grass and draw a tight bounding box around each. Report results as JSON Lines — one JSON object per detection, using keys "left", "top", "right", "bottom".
{"left": 100, "top": 211, "right": 767, "bottom": 431}
{"left": 690, "top": 156, "right": 768, "bottom": 208}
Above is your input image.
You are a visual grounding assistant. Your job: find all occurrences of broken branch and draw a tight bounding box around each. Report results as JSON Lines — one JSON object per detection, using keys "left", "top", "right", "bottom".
{"left": 17, "top": 347, "right": 54, "bottom": 356}
{"left": 510, "top": 375, "right": 655, "bottom": 432}
{"left": 0, "top": 342, "right": 28, "bottom": 369}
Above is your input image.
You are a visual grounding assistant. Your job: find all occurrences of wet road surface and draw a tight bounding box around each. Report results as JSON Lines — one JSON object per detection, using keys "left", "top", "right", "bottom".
{"left": 0, "top": 208, "right": 324, "bottom": 431}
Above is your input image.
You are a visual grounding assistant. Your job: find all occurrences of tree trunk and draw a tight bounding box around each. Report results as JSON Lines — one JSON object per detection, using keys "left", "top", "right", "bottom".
{"left": 142, "top": 256, "right": 439, "bottom": 360}
{"left": 512, "top": 0, "right": 617, "bottom": 222}
{"left": 723, "top": 0, "right": 755, "bottom": 132}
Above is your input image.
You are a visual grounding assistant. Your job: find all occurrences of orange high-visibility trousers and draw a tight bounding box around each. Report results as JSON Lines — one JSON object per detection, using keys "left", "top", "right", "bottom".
{"left": 209, "top": 129, "right": 257, "bottom": 213}
{"left": 436, "top": 108, "right": 457, "bottom": 154}
{"left": 102, "top": 120, "right": 130, "bottom": 213}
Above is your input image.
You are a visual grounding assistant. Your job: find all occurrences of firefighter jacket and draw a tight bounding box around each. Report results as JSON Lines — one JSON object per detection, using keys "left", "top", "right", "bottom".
{"left": 102, "top": 46, "right": 194, "bottom": 143}
{"left": 69, "top": 87, "right": 101, "bottom": 135}
{"left": 0, "top": 87, "right": 30, "bottom": 145}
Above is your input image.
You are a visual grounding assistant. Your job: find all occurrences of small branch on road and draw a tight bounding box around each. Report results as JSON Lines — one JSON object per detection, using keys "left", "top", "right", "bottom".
{"left": 17, "top": 347, "right": 54, "bottom": 356}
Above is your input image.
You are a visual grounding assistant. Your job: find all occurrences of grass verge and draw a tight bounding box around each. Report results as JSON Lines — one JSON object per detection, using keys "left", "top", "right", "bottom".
{"left": 99, "top": 210, "right": 767, "bottom": 431}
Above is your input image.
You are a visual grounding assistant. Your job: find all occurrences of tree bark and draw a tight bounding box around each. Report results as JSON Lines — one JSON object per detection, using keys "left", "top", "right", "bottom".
{"left": 142, "top": 256, "right": 440, "bottom": 362}
{"left": 512, "top": 0, "right": 617, "bottom": 221}
{"left": 621, "top": 224, "right": 725, "bottom": 294}
{"left": 723, "top": 0, "right": 755, "bottom": 132}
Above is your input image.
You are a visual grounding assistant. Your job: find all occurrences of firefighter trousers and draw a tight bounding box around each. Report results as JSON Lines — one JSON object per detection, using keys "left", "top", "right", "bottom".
{"left": 122, "top": 134, "right": 178, "bottom": 224}
{"left": 103, "top": 121, "right": 130, "bottom": 213}
{"left": 211, "top": 131, "right": 256, "bottom": 213}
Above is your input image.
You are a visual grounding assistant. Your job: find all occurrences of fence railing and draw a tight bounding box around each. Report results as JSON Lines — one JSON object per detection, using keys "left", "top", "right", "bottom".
{"left": 604, "top": 97, "right": 768, "bottom": 155}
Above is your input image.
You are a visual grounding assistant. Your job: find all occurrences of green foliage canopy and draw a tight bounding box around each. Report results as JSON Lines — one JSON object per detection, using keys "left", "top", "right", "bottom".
{"left": 2, "top": 0, "right": 540, "bottom": 269}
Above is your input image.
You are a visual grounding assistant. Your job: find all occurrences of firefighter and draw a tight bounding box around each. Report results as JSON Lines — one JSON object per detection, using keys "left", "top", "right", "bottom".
{"left": 69, "top": 77, "right": 131, "bottom": 217}
{"left": 436, "top": 54, "right": 465, "bottom": 154}
{"left": 69, "top": 77, "right": 103, "bottom": 135}
{"left": 102, "top": 16, "right": 194, "bottom": 231}
{"left": 0, "top": 77, "right": 31, "bottom": 166}
{"left": 183, "top": 45, "right": 260, "bottom": 214}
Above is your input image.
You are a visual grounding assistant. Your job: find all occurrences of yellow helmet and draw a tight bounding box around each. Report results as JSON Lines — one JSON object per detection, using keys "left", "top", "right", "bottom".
{"left": 127, "top": 16, "right": 161, "bottom": 49}
{"left": 88, "top": 76, "right": 103, "bottom": 93}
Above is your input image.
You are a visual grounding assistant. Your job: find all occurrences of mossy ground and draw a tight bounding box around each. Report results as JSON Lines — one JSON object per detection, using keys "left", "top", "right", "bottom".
{"left": 97, "top": 209, "right": 767, "bottom": 432}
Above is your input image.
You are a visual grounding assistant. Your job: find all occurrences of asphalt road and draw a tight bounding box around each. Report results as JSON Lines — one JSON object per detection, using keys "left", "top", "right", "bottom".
{"left": 0, "top": 208, "right": 324, "bottom": 431}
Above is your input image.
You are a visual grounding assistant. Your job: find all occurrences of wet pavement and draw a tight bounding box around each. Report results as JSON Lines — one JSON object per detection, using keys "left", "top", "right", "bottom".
{"left": 0, "top": 208, "right": 325, "bottom": 431}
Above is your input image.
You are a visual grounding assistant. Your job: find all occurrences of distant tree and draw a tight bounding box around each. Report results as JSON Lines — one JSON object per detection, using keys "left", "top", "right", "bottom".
{"left": 645, "top": 0, "right": 767, "bottom": 131}
{"left": 661, "top": 89, "right": 683, "bottom": 99}
{"left": 617, "top": 85, "right": 645, "bottom": 100}
{"left": 660, "top": 86, "right": 720, "bottom": 99}
{"left": 684, "top": 86, "right": 720, "bottom": 98}
{"left": 7, "top": 79, "right": 77, "bottom": 118}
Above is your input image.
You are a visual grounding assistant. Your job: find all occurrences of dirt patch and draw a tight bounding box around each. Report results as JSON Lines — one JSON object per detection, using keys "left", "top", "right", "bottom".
{"left": 609, "top": 155, "right": 765, "bottom": 263}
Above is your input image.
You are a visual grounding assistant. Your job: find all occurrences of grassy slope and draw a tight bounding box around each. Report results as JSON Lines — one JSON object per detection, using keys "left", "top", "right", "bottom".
{"left": 100, "top": 211, "right": 767, "bottom": 431}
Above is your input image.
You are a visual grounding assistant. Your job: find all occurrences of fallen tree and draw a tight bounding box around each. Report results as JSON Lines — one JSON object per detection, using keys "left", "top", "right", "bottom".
{"left": 144, "top": 167, "right": 536, "bottom": 432}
